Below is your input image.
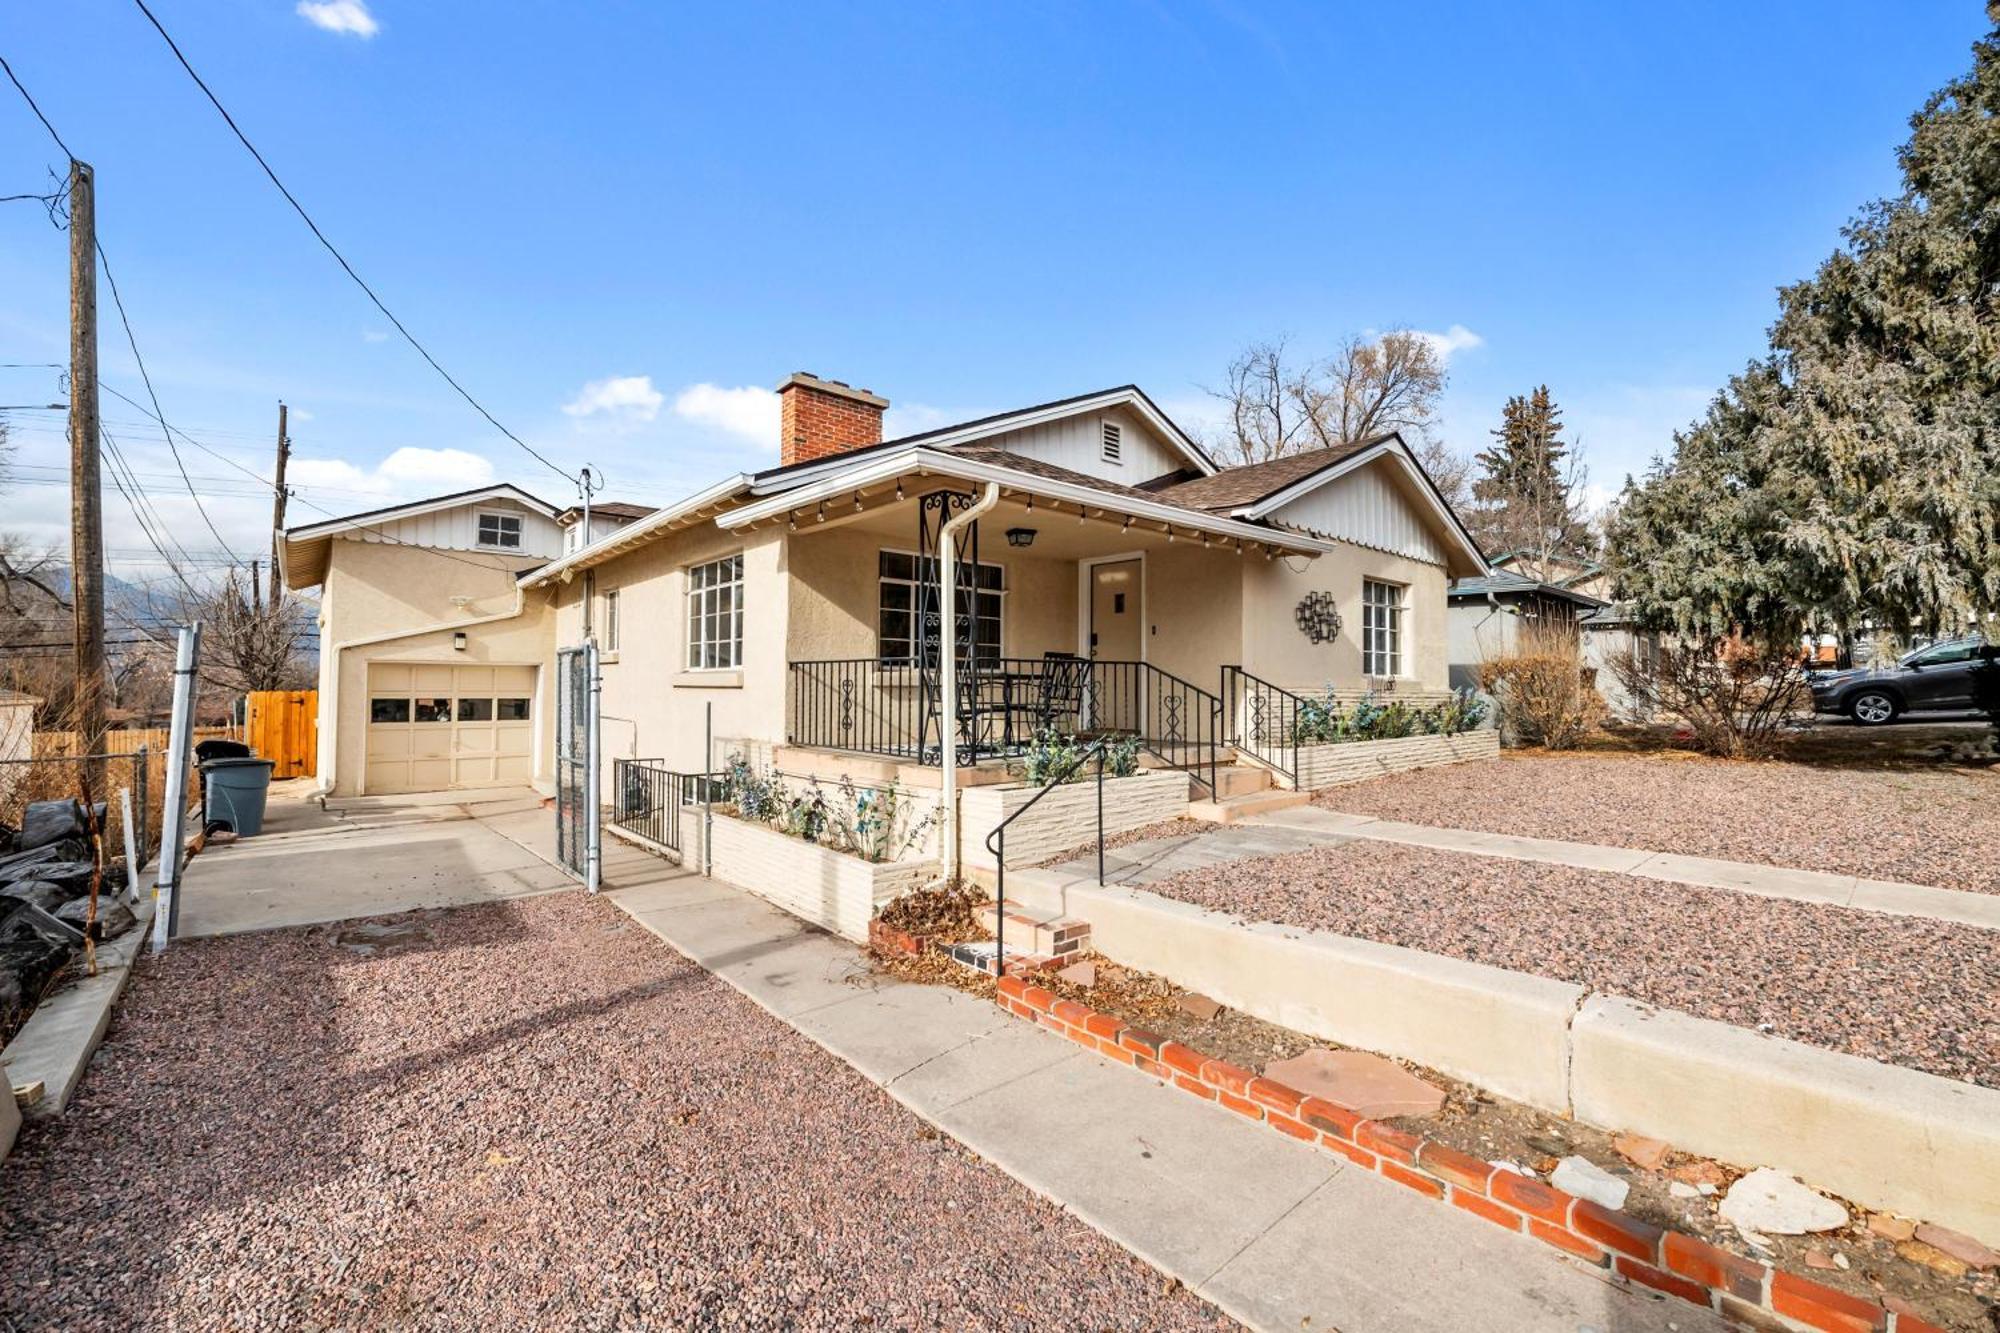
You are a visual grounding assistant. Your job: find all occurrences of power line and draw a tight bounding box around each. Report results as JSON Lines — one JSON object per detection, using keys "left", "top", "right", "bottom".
{"left": 130, "top": 0, "right": 580, "bottom": 488}
{"left": 0, "top": 53, "right": 76, "bottom": 159}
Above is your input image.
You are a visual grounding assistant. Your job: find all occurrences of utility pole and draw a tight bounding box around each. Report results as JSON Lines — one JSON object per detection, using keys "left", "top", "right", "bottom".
{"left": 268, "top": 401, "right": 288, "bottom": 608}
{"left": 68, "top": 158, "right": 105, "bottom": 777}
{"left": 249, "top": 558, "right": 261, "bottom": 607}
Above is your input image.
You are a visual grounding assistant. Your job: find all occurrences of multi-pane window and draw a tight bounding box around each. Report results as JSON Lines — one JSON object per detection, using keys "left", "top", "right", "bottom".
{"left": 602, "top": 589, "right": 620, "bottom": 652}
{"left": 476, "top": 512, "right": 523, "bottom": 549}
{"left": 1362, "top": 579, "right": 1404, "bottom": 677}
{"left": 878, "top": 550, "right": 1002, "bottom": 666}
{"left": 686, "top": 555, "right": 744, "bottom": 670}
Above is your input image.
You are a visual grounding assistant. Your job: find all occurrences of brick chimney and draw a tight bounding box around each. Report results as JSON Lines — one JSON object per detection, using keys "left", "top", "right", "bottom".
{"left": 777, "top": 372, "right": 889, "bottom": 467}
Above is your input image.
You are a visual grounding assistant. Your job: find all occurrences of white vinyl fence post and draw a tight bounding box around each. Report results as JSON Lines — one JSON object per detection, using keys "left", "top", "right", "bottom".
{"left": 118, "top": 784, "right": 140, "bottom": 907}
{"left": 151, "top": 623, "right": 200, "bottom": 952}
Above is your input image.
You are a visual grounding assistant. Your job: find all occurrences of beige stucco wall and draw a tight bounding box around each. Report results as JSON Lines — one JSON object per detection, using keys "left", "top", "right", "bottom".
{"left": 1241, "top": 543, "right": 1450, "bottom": 695}
{"left": 317, "top": 537, "right": 557, "bottom": 795}
{"left": 553, "top": 523, "right": 788, "bottom": 778}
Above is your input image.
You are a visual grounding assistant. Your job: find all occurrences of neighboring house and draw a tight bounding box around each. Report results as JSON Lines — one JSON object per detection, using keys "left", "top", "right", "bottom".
{"left": 285, "top": 373, "right": 1487, "bottom": 798}
{"left": 1484, "top": 549, "right": 1610, "bottom": 601}
{"left": 556, "top": 501, "right": 656, "bottom": 554}
{"left": 1446, "top": 571, "right": 1609, "bottom": 692}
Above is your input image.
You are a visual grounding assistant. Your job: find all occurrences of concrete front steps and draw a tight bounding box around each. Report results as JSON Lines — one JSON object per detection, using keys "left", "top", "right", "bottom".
{"left": 1190, "top": 759, "right": 1311, "bottom": 823}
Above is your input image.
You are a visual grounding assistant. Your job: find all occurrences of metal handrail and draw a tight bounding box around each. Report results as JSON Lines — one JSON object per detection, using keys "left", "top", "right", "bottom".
{"left": 1220, "top": 664, "right": 1307, "bottom": 787}
{"left": 980, "top": 739, "right": 1108, "bottom": 978}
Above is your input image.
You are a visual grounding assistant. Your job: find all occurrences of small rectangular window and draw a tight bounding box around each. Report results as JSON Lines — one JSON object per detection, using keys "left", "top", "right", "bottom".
{"left": 1100, "top": 421, "right": 1123, "bottom": 465}
{"left": 370, "top": 698, "right": 410, "bottom": 724}
{"left": 497, "top": 697, "right": 531, "bottom": 721}
{"left": 602, "top": 589, "right": 620, "bottom": 651}
{"left": 455, "top": 697, "right": 494, "bottom": 722}
{"left": 476, "top": 512, "right": 523, "bottom": 549}
{"left": 413, "top": 697, "right": 452, "bottom": 723}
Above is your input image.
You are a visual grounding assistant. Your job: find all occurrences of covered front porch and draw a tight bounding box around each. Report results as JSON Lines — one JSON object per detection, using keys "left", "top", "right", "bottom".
{"left": 738, "top": 461, "right": 1320, "bottom": 793}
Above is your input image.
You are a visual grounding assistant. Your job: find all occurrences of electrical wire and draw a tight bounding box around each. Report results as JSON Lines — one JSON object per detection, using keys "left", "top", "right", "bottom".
{"left": 130, "top": 0, "right": 581, "bottom": 488}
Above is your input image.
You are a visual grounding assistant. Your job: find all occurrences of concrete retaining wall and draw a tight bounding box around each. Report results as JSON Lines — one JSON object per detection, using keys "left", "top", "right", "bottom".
{"left": 1293, "top": 729, "right": 1498, "bottom": 790}
{"left": 1069, "top": 881, "right": 2000, "bottom": 1245}
{"left": 1571, "top": 995, "right": 2000, "bottom": 1246}
{"left": 706, "top": 814, "right": 935, "bottom": 943}
{"left": 1071, "top": 883, "right": 1581, "bottom": 1112}
{"left": 960, "top": 769, "right": 1189, "bottom": 871}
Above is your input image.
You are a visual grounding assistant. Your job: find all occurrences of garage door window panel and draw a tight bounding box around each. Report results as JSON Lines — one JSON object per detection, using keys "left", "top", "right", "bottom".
{"left": 414, "top": 698, "right": 452, "bottom": 723}
{"left": 497, "top": 697, "right": 531, "bottom": 721}
{"left": 456, "top": 697, "right": 495, "bottom": 722}
{"left": 371, "top": 698, "right": 411, "bottom": 724}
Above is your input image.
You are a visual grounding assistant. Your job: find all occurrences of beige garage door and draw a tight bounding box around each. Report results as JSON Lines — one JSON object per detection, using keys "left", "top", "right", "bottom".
{"left": 365, "top": 663, "right": 536, "bottom": 794}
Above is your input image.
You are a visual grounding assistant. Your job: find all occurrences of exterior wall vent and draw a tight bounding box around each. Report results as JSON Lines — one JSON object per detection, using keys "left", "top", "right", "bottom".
{"left": 1100, "top": 420, "right": 1123, "bottom": 465}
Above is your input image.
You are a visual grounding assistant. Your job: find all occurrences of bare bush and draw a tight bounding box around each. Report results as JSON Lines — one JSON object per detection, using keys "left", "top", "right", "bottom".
{"left": 1477, "top": 619, "right": 1603, "bottom": 750}
{"left": 1608, "top": 635, "right": 1809, "bottom": 758}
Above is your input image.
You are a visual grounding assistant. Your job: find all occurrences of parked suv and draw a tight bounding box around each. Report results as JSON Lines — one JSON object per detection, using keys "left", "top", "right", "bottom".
{"left": 1810, "top": 636, "right": 1991, "bottom": 724}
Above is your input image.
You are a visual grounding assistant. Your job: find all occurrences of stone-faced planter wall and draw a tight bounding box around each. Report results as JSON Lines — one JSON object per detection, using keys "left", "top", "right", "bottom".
{"left": 706, "top": 813, "right": 937, "bottom": 943}
{"left": 1292, "top": 729, "right": 1498, "bottom": 790}
{"left": 959, "top": 768, "right": 1191, "bottom": 871}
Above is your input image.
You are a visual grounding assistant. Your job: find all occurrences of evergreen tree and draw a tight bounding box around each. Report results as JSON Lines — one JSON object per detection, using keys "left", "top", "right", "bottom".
{"left": 1611, "top": 7, "right": 2000, "bottom": 647}
{"left": 1471, "top": 385, "right": 1589, "bottom": 578}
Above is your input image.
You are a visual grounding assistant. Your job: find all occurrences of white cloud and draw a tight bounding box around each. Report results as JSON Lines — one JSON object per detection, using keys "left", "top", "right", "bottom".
{"left": 360, "top": 329, "right": 390, "bottom": 343}
{"left": 296, "top": 0, "right": 379, "bottom": 38}
{"left": 672, "top": 382, "right": 779, "bottom": 446}
{"left": 883, "top": 402, "right": 952, "bottom": 440}
{"left": 564, "top": 374, "right": 665, "bottom": 423}
{"left": 1412, "top": 325, "right": 1485, "bottom": 362}
{"left": 288, "top": 446, "right": 494, "bottom": 498}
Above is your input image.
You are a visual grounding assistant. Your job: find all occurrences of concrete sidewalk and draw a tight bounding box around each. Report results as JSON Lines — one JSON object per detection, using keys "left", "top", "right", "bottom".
{"left": 609, "top": 866, "right": 1722, "bottom": 1333}
{"left": 1253, "top": 804, "right": 2000, "bottom": 931}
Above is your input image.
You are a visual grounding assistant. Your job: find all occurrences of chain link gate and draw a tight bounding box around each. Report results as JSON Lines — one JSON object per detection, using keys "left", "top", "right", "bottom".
{"left": 554, "top": 642, "right": 601, "bottom": 890}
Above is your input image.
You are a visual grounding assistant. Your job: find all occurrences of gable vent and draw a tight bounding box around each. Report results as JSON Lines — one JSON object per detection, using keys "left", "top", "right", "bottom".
{"left": 1100, "top": 420, "right": 1123, "bottom": 465}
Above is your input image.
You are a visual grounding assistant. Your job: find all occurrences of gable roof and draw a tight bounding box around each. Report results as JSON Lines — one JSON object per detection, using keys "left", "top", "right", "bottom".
{"left": 281, "top": 483, "right": 558, "bottom": 590}
{"left": 1151, "top": 436, "right": 1393, "bottom": 513}
{"left": 555, "top": 501, "right": 657, "bottom": 525}
{"left": 751, "top": 384, "right": 1218, "bottom": 489}
{"left": 1449, "top": 571, "right": 1608, "bottom": 609}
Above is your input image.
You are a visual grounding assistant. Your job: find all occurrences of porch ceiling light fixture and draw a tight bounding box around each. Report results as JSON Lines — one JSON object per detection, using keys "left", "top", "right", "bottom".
{"left": 1005, "top": 526, "right": 1037, "bottom": 548}
{"left": 816, "top": 501, "right": 826, "bottom": 523}
{"left": 853, "top": 490, "right": 863, "bottom": 511}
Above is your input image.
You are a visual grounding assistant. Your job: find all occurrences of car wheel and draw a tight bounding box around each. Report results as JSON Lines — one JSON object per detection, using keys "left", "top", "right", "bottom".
{"left": 1848, "top": 691, "right": 1899, "bottom": 725}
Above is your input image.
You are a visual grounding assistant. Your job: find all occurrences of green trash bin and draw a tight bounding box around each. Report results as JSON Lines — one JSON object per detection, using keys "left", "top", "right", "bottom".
{"left": 202, "top": 757, "right": 276, "bottom": 836}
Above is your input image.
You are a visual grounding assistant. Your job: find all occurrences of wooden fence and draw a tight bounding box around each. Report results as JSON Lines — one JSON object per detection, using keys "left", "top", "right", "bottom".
{"left": 245, "top": 690, "right": 318, "bottom": 779}
{"left": 34, "top": 726, "right": 233, "bottom": 758}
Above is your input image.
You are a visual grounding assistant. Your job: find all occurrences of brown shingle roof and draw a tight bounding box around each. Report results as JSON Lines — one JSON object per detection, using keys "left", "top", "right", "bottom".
{"left": 945, "top": 447, "right": 1245, "bottom": 528}
{"left": 1150, "top": 435, "right": 1395, "bottom": 513}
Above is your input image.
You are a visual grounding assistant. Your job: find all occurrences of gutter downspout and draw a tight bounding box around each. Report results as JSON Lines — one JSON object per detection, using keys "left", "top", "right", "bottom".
{"left": 318, "top": 587, "right": 530, "bottom": 794}
{"left": 939, "top": 482, "right": 1000, "bottom": 884}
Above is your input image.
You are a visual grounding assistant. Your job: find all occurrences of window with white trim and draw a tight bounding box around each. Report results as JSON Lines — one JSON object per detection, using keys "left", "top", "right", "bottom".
{"left": 1100, "top": 420, "right": 1123, "bottom": 465}
{"left": 877, "top": 550, "right": 1003, "bottom": 666}
{"left": 602, "top": 589, "right": 620, "bottom": 652}
{"left": 1362, "top": 579, "right": 1404, "bottom": 677}
{"left": 686, "top": 555, "right": 743, "bottom": 670}
{"left": 476, "top": 511, "right": 523, "bottom": 549}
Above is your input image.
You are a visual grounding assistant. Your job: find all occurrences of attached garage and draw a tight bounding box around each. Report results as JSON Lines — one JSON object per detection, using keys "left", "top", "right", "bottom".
{"left": 365, "top": 663, "right": 538, "bottom": 794}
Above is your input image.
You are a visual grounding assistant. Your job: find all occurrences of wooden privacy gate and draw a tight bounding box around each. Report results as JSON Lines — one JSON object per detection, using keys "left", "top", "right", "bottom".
{"left": 244, "top": 689, "right": 317, "bottom": 778}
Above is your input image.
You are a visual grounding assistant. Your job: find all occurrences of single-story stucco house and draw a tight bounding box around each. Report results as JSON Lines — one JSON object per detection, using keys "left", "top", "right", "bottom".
{"left": 282, "top": 373, "right": 1489, "bottom": 812}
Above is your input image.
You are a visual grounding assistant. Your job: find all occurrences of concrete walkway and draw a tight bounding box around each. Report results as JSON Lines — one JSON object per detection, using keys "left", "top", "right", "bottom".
{"left": 1248, "top": 804, "right": 2000, "bottom": 931}
{"left": 608, "top": 865, "right": 1721, "bottom": 1333}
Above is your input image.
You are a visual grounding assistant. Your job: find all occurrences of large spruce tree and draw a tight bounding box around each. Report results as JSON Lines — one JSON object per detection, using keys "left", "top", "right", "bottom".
{"left": 1610, "top": 8, "right": 2000, "bottom": 645}
{"left": 1472, "top": 385, "right": 1589, "bottom": 578}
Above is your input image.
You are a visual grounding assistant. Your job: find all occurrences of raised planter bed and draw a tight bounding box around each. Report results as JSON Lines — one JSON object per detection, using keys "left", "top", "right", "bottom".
{"left": 959, "top": 768, "right": 1191, "bottom": 871}
{"left": 1292, "top": 729, "right": 1498, "bottom": 790}
{"left": 706, "top": 813, "right": 936, "bottom": 944}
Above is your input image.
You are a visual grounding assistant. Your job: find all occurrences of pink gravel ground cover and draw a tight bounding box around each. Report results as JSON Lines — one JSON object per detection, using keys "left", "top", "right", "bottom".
{"left": 0, "top": 893, "right": 1233, "bottom": 1332}
{"left": 1142, "top": 839, "right": 2000, "bottom": 1088}
{"left": 1318, "top": 750, "right": 2000, "bottom": 893}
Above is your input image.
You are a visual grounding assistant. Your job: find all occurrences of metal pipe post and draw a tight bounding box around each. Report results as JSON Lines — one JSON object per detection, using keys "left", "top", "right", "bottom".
{"left": 585, "top": 640, "right": 602, "bottom": 893}
{"left": 151, "top": 624, "right": 200, "bottom": 952}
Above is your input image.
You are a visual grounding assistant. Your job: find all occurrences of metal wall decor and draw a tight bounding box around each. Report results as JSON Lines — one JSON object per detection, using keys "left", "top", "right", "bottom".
{"left": 1295, "top": 591, "right": 1342, "bottom": 644}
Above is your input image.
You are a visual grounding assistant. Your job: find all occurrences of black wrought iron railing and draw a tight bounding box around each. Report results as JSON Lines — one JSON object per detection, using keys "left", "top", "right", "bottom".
{"left": 983, "top": 739, "right": 1107, "bottom": 977}
{"left": 611, "top": 757, "right": 690, "bottom": 853}
{"left": 786, "top": 656, "right": 1221, "bottom": 795}
{"left": 1220, "top": 665, "right": 1305, "bottom": 788}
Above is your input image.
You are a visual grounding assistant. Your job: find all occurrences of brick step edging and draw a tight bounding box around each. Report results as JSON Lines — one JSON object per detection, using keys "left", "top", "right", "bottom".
{"left": 993, "top": 974, "right": 1937, "bottom": 1333}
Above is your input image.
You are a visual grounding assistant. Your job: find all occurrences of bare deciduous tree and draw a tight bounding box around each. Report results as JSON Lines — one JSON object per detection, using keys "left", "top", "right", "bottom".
{"left": 1208, "top": 330, "right": 1451, "bottom": 465}
{"left": 134, "top": 569, "right": 314, "bottom": 695}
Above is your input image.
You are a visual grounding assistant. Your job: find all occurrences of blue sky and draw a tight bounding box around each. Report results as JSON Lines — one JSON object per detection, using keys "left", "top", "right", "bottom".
{"left": 0, "top": 1, "right": 1988, "bottom": 578}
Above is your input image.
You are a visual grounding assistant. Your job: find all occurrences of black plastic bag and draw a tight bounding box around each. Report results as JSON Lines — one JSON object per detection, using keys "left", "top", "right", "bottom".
{"left": 18, "top": 800, "right": 104, "bottom": 852}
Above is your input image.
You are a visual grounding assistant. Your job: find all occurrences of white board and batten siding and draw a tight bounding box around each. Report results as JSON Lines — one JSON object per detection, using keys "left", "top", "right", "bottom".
{"left": 976, "top": 406, "right": 1188, "bottom": 487}
{"left": 344, "top": 498, "right": 563, "bottom": 560}
{"left": 1269, "top": 462, "right": 1447, "bottom": 566}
